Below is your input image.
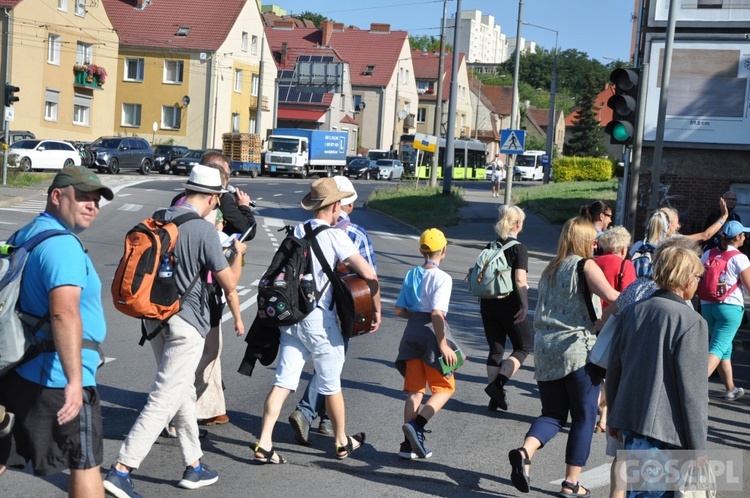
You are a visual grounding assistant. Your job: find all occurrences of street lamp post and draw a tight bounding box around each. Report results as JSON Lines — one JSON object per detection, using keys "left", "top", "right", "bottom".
{"left": 504, "top": 0, "right": 524, "bottom": 205}
{"left": 522, "top": 21, "right": 558, "bottom": 184}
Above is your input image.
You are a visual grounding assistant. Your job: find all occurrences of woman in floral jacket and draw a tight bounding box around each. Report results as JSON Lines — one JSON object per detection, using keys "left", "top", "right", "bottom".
{"left": 507, "top": 216, "right": 619, "bottom": 498}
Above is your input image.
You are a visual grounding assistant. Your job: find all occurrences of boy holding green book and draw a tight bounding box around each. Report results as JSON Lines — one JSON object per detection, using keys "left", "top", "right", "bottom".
{"left": 394, "top": 228, "right": 463, "bottom": 460}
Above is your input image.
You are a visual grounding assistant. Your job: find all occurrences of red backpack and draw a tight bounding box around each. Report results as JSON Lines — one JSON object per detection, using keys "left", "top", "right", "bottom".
{"left": 698, "top": 248, "right": 742, "bottom": 302}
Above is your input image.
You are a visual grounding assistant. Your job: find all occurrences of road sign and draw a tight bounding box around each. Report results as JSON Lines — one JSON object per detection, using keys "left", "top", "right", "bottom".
{"left": 500, "top": 129, "right": 525, "bottom": 154}
{"left": 541, "top": 154, "right": 550, "bottom": 166}
{"left": 4, "top": 106, "right": 14, "bottom": 122}
{"left": 413, "top": 132, "right": 437, "bottom": 153}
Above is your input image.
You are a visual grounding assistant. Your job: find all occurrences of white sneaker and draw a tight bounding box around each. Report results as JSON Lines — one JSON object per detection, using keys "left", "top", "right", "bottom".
{"left": 725, "top": 387, "right": 745, "bottom": 400}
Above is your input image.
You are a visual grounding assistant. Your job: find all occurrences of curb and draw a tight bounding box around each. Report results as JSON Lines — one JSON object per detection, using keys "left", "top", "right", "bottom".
{"left": 0, "top": 196, "right": 24, "bottom": 208}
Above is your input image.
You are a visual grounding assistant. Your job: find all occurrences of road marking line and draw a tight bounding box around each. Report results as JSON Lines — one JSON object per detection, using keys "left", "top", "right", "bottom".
{"left": 264, "top": 218, "right": 286, "bottom": 227}
{"left": 549, "top": 463, "right": 611, "bottom": 489}
{"left": 239, "top": 289, "right": 252, "bottom": 296}
{"left": 222, "top": 293, "right": 257, "bottom": 322}
{"left": 273, "top": 193, "right": 283, "bottom": 197}
{"left": 117, "top": 203, "right": 143, "bottom": 212}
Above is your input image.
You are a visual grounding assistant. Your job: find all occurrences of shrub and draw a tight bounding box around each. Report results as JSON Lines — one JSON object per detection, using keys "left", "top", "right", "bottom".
{"left": 552, "top": 157, "right": 614, "bottom": 182}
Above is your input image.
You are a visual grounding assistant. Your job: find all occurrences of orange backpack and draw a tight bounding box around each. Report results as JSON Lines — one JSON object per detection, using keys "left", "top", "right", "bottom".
{"left": 111, "top": 210, "right": 201, "bottom": 344}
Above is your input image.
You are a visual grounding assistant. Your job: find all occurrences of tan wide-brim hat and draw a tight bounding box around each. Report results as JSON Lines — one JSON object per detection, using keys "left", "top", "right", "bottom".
{"left": 301, "top": 177, "right": 354, "bottom": 210}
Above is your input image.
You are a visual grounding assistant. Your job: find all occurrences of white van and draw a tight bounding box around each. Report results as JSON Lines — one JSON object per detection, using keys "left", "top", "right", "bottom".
{"left": 513, "top": 150, "right": 545, "bottom": 181}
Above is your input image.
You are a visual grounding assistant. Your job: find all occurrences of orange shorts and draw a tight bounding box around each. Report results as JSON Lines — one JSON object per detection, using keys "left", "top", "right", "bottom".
{"left": 402, "top": 358, "right": 456, "bottom": 394}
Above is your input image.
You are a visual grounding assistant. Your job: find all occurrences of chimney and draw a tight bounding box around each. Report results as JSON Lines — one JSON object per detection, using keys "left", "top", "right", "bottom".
{"left": 333, "top": 22, "right": 345, "bottom": 31}
{"left": 280, "top": 42, "right": 288, "bottom": 63}
{"left": 321, "top": 20, "right": 333, "bottom": 46}
{"left": 370, "top": 23, "right": 391, "bottom": 34}
{"left": 135, "top": 0, "right": 151, "bottom": 9}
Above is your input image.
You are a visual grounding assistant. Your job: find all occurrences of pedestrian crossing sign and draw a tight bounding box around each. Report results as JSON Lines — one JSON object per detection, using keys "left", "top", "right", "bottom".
{"left": 500, "top": 129, "right": 525, "bottom": 154}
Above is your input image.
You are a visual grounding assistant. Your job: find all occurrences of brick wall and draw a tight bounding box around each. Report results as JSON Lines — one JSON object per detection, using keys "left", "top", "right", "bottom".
{"left": 633, "top": 147, "right": 750, "bottom": 240}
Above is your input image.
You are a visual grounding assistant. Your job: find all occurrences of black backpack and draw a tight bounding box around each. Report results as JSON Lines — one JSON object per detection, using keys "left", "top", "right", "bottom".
{"left": 257, "top": 223, "right": 330, "bottom": 326}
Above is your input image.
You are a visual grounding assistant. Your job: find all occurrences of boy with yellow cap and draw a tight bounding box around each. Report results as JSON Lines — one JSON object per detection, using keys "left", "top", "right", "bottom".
{"left": 394, "top": 228, "right": 461, "bottom": 459}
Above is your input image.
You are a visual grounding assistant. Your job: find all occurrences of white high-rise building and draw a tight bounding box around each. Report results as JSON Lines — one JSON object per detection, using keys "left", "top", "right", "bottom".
{"left": 445, "top": 10, "right": 509, "bottom": 64}
{"left": 507, "top": 38, "right": 537, "bottom": 59}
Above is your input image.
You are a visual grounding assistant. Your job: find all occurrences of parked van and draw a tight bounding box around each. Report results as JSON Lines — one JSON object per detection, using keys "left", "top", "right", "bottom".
{"left": 513, "top": 150, "right": 545, "bottom": 181}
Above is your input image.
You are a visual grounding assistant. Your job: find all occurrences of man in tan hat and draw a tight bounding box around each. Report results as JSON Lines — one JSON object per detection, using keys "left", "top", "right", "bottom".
{"left": 253, "top": 177, "right": 381, "bottom": 463}
{"left": 288, "top": 175, "right": 379, "bottom": 445}
{"left": 104, "top": 165, "right": 246, "bottom": 497}
{"left": 0, "top": 166, "right": 112, "bottom": 496}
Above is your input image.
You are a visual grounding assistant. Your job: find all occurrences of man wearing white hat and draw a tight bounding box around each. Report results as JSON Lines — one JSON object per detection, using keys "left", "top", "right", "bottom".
{"left": 104, "top": 165, "right": 247, "bottom": 497}
{"left": 253, "top": 177, "right": 381, "bottom": 463}
{"left": 288, "top": 176, "right": 378, "bottom": 444}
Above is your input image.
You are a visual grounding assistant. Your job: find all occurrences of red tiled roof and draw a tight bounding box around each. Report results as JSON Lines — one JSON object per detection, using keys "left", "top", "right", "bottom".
{"left": 277, "top": 108, "right": 326, "bottom": 122}
{"left": 565, "top": 85, "right": 615, "bottom": 126}
{"left": 470, "top": 76, "right": 499, "bottom": 115}
{"left": 340, "top": 115, "right": 359, "bottom": 125}
{"left": 527, "top": 108, "right": 563, "bottom": 130}
{"left": 101, "top": 0, "right": 247, "bottom": 50}
{"left": 411, "top": 50, "right": 464, "bottom": 102}
{"left": 262, "top": 12, "right": 317, "bottom": 28}
{"left": 265, "top": 24, "right": 409, "bottom": 88}
{"left": 481, "top": 86, "right": 513, "bottom": 116}
{"left": 264, "top": 26, "right": 344, "bottom": 70}
{"left": 330, "top": 29, "right": 409, "bottom": 87}
{"left": 0, "top": 1, "right": 22, "bottom": 8}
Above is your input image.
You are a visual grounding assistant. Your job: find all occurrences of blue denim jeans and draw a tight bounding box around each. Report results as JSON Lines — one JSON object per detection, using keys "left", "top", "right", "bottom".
{"left": 623, "top": 431, "right": 679, "bottom": 498}
{"left": 526, "top": 363, "right": 602, "bottom": 467}
{"left": 296, "top": 337, "right": 350, "bottom": 423}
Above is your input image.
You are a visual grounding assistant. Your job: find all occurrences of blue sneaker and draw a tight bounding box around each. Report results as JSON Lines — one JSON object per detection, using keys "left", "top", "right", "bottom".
{"left": 402, "top": 420, "right": 432, "bottom": 459}
{"left": 178, "top": 462, "right": 219, "bottom": 490}
{"left": 103, "top": 465, "right": 143, "bottom": 498}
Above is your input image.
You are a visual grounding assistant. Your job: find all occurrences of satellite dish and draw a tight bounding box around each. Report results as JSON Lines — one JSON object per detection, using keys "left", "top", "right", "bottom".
{"left": 398, "top": 109, "right": 408, "bottom": 120}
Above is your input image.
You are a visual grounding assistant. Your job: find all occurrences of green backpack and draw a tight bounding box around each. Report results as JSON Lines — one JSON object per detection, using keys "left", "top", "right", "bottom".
{"left": 467, "top": 240, "right": 520, "bottom": 298}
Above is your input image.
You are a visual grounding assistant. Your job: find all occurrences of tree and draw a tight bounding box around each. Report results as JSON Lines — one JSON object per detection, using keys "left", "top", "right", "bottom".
{"left": 566, "top": 77, "right": 607, "bottom": 157}
{"left": 410, "top": 35, "right": 451, "bottom": 53}
{"left": 293, "top": 11, "right": 329, "bottom": 28}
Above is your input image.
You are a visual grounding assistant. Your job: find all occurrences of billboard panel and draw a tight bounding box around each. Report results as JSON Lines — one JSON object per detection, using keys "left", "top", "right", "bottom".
{"left": 653, "top": 0, "right": 750, "bottom": 22}
{"left": 643, "top": 40, "right": 750, "bottom": 145}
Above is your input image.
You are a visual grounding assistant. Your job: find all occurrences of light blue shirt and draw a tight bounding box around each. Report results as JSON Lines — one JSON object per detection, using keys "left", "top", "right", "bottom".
{"left": 14, "top": 214, "right": 106, "bottom": 388}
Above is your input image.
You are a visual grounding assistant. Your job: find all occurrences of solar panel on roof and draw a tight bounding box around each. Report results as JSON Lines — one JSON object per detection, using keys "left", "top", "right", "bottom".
{"left": 311, "top": 93, "right": 323, "bottom": 103}
{"left": 309, "top": 56, "right": 322, "bottom": 63}
{"left": 298, "top": 55, "right": 310, "bottom": 62}
{"left": 322, "top": 56, "right": 334, "bottom": 63}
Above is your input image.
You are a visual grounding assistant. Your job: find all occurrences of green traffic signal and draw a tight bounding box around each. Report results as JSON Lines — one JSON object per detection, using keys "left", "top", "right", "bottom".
{"left": 607, "top": 121, "right": 634, "bottom": 142}
{"left": 605, "top": 68, "right": 639, "bottom": 146}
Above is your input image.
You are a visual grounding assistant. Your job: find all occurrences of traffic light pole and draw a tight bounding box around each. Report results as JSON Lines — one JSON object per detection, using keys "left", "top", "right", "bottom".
{"left": 648, "top": 0, "right": 678, "bottom": 213}
{"left": 626, "top": 62, "right": 649, "bottom": 235}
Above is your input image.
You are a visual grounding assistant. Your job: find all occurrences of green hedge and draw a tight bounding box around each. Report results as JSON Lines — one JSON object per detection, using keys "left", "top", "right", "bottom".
{"left": 552, "top": 157, "right": 614, "bottom": 182}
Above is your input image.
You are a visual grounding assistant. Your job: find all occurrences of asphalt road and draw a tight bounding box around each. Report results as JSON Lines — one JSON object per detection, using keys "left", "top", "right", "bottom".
{"left": 0, "top": 175, "right": 748, "bottom": 497}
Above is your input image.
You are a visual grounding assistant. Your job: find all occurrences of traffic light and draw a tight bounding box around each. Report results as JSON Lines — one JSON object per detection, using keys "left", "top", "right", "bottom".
{"left": 605, "top": 68, "right": 639, "bottom": 145}
{"left": 4, "top": 83, "right": 19, "bottom": 107}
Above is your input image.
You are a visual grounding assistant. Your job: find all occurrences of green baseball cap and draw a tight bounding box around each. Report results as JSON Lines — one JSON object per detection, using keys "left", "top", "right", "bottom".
{"left": 48, "top": 166, "right": 114, "bottom": 200}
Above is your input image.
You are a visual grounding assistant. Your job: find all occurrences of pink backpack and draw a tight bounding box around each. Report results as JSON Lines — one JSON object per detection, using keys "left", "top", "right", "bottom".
{"left": 698, "top": 248, "right": 741, "bottom": 302}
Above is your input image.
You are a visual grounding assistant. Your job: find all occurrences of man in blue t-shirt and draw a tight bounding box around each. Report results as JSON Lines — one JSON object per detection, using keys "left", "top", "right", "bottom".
{"left": 0, "top": 166, "right": 113, "bottom": 497}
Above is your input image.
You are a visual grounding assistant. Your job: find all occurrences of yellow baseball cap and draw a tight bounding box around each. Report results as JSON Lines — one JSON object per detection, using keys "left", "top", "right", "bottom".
{"left": 419, "top": 228, "right": 447, "bottom": 253}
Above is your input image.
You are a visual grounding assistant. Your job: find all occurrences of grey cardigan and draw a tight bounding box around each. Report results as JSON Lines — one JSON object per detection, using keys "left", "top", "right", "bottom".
{"left": 606, "top": 290, "right": 708, "bottom": 450}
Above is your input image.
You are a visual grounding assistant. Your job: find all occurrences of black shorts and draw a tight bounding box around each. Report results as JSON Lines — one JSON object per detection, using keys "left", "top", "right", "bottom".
{"left": 0, "top": 371, "right": 103, "bottom": 476}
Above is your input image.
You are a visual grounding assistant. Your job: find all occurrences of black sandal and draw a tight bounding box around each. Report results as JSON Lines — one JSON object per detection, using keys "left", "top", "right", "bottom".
{"left": 335, "top": 432, "right": 366, "bottom": 460}
{"left": 508, "top": 447, "right": 531, "bottom": 493}
{"left": 253, "top": 443, "right": 287, "bottom": 464}
{"left": 558, "top": 479, "right": 590, "bottom": 498}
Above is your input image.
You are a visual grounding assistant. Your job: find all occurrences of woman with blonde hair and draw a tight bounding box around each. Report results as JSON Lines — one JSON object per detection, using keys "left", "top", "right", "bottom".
{"left": 481, "top": 205, "right": 532, "bottom": 412}
{"left": 507, "top": 217, "right": 619, "bottom": 497}
{"left": 607, "top": 245, "right": 708, "bottom": 497}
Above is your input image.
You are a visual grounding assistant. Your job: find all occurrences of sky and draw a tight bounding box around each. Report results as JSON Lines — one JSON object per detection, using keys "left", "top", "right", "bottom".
{"left": 272, "top": 0, "right": 636, "bottom": 63}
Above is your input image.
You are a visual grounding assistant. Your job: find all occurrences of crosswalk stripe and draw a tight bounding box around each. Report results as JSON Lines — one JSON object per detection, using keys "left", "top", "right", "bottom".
{"left": 117, "top": 203, "right": 143, "bottom": 212}
{"left": 549, "top": 463, "right": 611, "bottom": 489}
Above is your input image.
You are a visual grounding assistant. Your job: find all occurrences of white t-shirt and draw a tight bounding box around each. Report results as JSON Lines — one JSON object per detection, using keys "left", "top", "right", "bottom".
{"left": 700, "top": 245, "right": 750, "bottom": 306}
{"left": 395, "top": 266, "right": 452, "bottom": 314}
{"left": 294, "top": 218, "right": 358, "bottom": 310}
{"left": 491, "top": 161, "right": 505, "bottom": 181}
